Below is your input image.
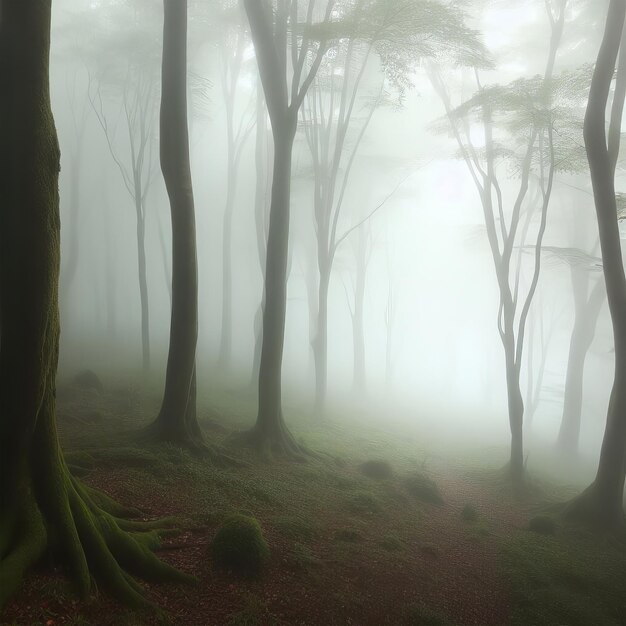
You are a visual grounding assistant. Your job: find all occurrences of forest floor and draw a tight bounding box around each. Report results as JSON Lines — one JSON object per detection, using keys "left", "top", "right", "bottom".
{"left": 2, "top": 379, "right": 625, "bottom": 626}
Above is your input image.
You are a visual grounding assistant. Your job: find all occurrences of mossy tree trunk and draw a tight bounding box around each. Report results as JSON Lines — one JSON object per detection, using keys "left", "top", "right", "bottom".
{"left": 150, "top": 0, "right": 202, "bottom": 447}
{"left": 0, "top": 3, "right": 191, "bottom": 611}
{"left": 567, "top": 0, "right": 626, "bottom": 531}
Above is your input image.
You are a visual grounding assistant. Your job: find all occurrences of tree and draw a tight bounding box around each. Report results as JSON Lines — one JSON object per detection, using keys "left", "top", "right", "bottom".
{"left": 429, "top": 0, "right": 570, "bottom": 484}
{"left": 239, "top": 0, "right": 335, "bottom": 455}
{"left": 217, "top": 3, "right": 255, "bottom": 367}
{"left": 148, "top": 0, "right": 202, "bottom": 447}
{"left": 566, "top": 0, "right": 626, "bottom": 530}
{"left": 88, "top": 40, "right": 159, "bottom": 378}
{"left": 0, "top": 1, "right": 190, "bottom": 610}
{"left": 301, "top": 0, "right": 488, "bottom": 413}
{"left": 553, "top": 240, "right": 606, "bottom": 452}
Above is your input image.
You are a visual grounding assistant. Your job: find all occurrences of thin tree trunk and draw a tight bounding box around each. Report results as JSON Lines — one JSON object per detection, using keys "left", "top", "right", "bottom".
{"left": 352, "top": 228, "right": 367, "bottom": 393}
{"left": 218, "top": 160, "right": 236, "bottom": 366}
{"left": 135, "top": 198, "right": 150, "bottom": 377}
{"left": 313, "top": 262, "right": 330, "bottom": 412}
{"left": 151, "top": 0, "right": 201, "bottom": 446}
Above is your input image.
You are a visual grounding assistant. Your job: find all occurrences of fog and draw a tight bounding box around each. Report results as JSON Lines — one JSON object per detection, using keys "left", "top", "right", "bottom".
{"left": 3, "top": 0, "right": 625, "bottom": 623}
{"left": 49, "top": 0, "right": 616, "bottom": 468}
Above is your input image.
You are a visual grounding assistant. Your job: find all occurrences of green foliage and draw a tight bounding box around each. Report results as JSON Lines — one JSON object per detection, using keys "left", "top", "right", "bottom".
{"left": 359, "top": 459, "right": 394, "bottom": 479}
{"left": 460, "top": 503, "right": 478, "bottom": 522}
{"left": 211, "top": 514, "right": 270, "bottom": 576}
{"left": 528, "top": 515, "right": 557, "bottom": 536}
{"left": 501, "top": 530, "right": 626, "bottom": 626}
{"left": 403, "top": 473, "right": 443, "bottom": 505}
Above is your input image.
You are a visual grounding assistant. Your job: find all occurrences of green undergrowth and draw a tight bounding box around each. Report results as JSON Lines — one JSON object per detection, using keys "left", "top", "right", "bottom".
{"left": 228, "top": 594, "right": 278, "bottom": 626}
{"left": 501, "top": 526, "right": 626, "bottom": 626}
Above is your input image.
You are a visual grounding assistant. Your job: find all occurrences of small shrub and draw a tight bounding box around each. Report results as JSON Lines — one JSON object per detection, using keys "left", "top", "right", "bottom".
{"left": 359, "top": 459, "right": 394, "bottom": 479}
{"left": 73, "top": 369, "right": 104, "bottom": 394}
{"left": 211, "top": 514, "right": 269, "bottom": 575}
{"left": 334, "top": 528, "right": 364, "bottom": 543}
{"left": 404, "top": 473, "right": 443, "bottom": 505}
{"left": 461, "top": 503, "right": 478, "bottom": 522}
{"left": 528, "top": 515, "right": 557, "bottom": 536}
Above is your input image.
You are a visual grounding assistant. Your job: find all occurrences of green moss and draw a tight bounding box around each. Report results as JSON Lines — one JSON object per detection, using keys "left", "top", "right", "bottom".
{"left": 405, "top": 604, "right": 455, "bottom": 625}
{"left": 274, "top": 515, "right": 317, "bottom": 541}
{"left": 289, "top": 542, "right": 322, "bottom": 570}
{"left": 334, "top": 528, "right": 363, "bottom": 543}
{"left": 346, "top": 490, "right": 383, "bottom": 514}
{"left": 380, "top": 533, "right": 405, "bottom": 551}
{"left": 359, "top": 459, "right": 393, "bottom": 479}
{"left": 228, "top": 594, "right": 277, "bottom": 626}
{"left": 211, "top": 514, "right": 269, "bottom": 576}
{"left": 403, "top": 473, "right": 443, "bottom": 505}
{"left": 501, "top": 529, "right": 626, "bottom": 626}
{"left": 527, "top": 515, "right": 557, "bottom": 535}
{"left": 460, "top": 503, "right": 478, "bottom": 522}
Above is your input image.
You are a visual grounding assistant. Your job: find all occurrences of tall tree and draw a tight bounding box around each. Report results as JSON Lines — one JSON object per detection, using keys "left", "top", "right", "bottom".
{"left": 217, "top": 3, "right": 255, "bottom": 367}
{"left": 241, "top": 0, "right": 335, "bottom": 454}
{"left": 0, "top": 1, "right": 190, "bottom": 610}
{"left": 566, "top": 0, "right": 626, "bottom": 530}
{"left": 149, "top": 0, "right": 202, "bottom": 447}
{"left": 429, "top": 0, "right": 570, "bottom": 484}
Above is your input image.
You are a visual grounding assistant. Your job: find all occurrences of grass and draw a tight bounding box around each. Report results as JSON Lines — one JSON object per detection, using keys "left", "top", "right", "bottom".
{"left": 8, "top": 381, "right": 620, "bottom": 626}
{"left": 501, "top": 526, "right": 626, "bottom": 626}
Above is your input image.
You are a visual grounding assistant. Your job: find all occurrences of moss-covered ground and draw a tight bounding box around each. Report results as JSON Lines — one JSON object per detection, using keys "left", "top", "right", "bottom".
{"left": 2, "top": 379, "right": 624, "bottom": 625}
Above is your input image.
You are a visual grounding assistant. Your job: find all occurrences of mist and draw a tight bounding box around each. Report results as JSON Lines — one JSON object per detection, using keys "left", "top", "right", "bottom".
{"left": 1, "top": 1, "right": 625, "bottom": 625}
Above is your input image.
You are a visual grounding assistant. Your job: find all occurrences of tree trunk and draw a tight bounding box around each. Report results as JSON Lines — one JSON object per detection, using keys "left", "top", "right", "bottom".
{"left": 503, "top": 325, "right": 525, "bottom": 484}
{"left": 151, "top": 0, "right": 201, "bottom": 447}
{"left": 313, "top": 263, "right": 330, "bottom": 413}
{"left": 567, "top": 0, "right": 626, "bottom": 530}
{"left": 0, "top": 2, "right": 190, "bottom": 610}
{"left": 218, "top": 155, "right": 237, "bottom": 367}
{"left": 248, "top": 118, "right": 301, "bottom": 454}
{"left": 60, "top": 145, "right": 83, "bottom": 312}
{"left": 558, "top": 273, "right": 605, "bottom": 453}
{"left": 352, "top": 231, "right": 367, "bottom": 393}
{"left": 135, "top": 200, "right": 150, "bottom": 377}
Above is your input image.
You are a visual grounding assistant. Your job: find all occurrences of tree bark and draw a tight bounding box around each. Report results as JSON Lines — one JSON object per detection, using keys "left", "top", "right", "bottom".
{"left": 313, "top": 263, "right": 330, "bottom": 412}
{"left": 557, "top": 272, "right": 605, "bottom": 453}
{"left": 352, "top": 227, "right": 367, "bottom": 393}
{"left": 135, "top": 201, "right": 150, "bottom": 377}
{"left": 150, "top": 0, "right": 201, "bottom": 446}
{"left": 567, "top": 0, "right": 626, "bottom": 530}
{"left": 0, "top": 2, "right": 190, "bottom": 609}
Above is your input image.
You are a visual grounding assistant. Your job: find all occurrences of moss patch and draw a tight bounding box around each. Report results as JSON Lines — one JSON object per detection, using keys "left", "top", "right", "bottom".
{"left": 403, "top": 473, "right": 443, "bottom": 505}
{"left": 211, "top": 514, "right": 269, "bottom": 576}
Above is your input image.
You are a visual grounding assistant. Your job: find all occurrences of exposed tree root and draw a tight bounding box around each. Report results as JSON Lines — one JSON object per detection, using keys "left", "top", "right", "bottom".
{"left": 0, "top": 461, "right": 195, "bottom": 612}
{"left": 230, "top": 420, "right": 312, "bottom": 462}
{"left": 564, "top": 483, "right": 626, "bottom": 534}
